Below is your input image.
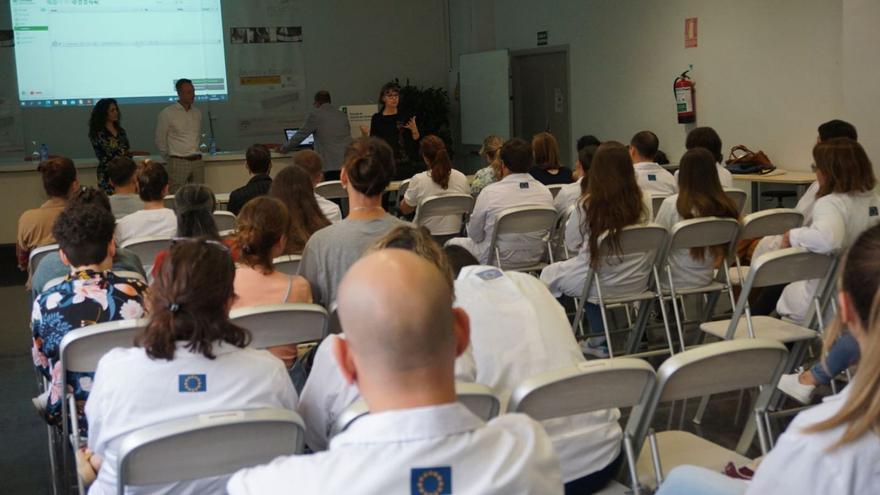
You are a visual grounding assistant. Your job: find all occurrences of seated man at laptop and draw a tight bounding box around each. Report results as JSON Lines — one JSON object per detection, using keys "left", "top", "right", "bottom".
{"left": 228, "top": 249, "right": 563, "bottom": 494}
{"left": 228, "top": 144, "right": 273, "bottom": 216}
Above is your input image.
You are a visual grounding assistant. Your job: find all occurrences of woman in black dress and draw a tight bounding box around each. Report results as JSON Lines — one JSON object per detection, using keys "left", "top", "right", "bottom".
{"left": 363, "top": 82, "right": 420, "bottom": 179}
{"left": 88, "top": 98, "right": 131, "bottom": 194}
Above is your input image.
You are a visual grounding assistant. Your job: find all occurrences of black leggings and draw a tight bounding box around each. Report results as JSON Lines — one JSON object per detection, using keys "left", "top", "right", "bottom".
{"left": 749, "top": 284, "right": 786, "bottom": 316}
{"left": 564, "top": 452, "right": 624, "bottom": 494}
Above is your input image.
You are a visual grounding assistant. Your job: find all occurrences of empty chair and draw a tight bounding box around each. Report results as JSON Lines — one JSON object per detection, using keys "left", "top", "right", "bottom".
{"left": 486, "top": 205, "right": 558, "bottom": 271}
{"left": 630, "top": 339, "right": 788, "bottom": 489}
{"left": 413, "top": 193, "right": 475, "bottom": 236}
{"left": 120, "top": 236, "right": 172, "bottom": 274}
{"left": 723, "top": 187, "right": 748, "bottom": 214}
{"left": 229, "top": 303, "right": 328, "bottom": 350}
{"left": 727, "top": 208, "right": 804, "bottom": 286}
{"left": 212, "top": 210, "right": 236, "bottom": 231}
{"left": 273, "top": 254, "right": 302, "bottom": 275}
{"left": 28, "top": 243, "right": 60, "bottom": 280}
{"left": 117, "top": 408, "right": 305, "bottom": 495}
{"left": 547, "top": 184, "right": 565, "bottom": 198}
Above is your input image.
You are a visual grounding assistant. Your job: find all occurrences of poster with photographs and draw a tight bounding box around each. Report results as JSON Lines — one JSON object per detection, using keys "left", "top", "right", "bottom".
{"left": 230, "top": 26, "right": 302, "bottom": 44}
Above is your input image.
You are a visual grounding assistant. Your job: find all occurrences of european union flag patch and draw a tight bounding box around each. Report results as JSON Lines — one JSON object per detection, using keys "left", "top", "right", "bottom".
{"left": 411, "top": 466, "right": 452, "bottom": 494}
{"left": 178, "top": 374, "right": 206, "bottom": 393}
{"left": 870, "top": 206, "right": 878, "bottom": 217}
{"left": 647, "top": 174, "right": 657, "bottom": 181}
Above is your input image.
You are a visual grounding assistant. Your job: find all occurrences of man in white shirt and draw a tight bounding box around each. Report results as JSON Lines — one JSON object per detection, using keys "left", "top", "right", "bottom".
{"left": 293, "top": 149, "right": 343, "bottom": 222}
{"left": 228, "top": 249, "right": 564, "bottom": 494}
{"left": 630, "top": 130, "right": 677, "bottom": 196}
{"left": 115, "top": 161, "right": 177, "bottom": 245}
{"left": 446, "top": 138, "right": 554, "bottom": 266}
{"left": 675, "top": 127, "right": 734, "bottom": 188}
{"left": 155, "top": 78, "right": 203, "bottom": 193}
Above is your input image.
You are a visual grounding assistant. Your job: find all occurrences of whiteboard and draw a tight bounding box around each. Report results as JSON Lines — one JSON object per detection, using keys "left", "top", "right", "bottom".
{"left": 460, "top": 49, "right": 510, "bottom": 145}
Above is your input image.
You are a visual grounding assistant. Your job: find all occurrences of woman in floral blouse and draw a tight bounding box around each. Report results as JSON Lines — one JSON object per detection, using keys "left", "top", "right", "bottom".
{"left": 470, "top": 134, "right": 503, "bottom": 196}
{"left": 88, "top": 98, "right": 131, "bottom": 194}
{"left": 31, "top": 203, "right": 147, "bottom": 436}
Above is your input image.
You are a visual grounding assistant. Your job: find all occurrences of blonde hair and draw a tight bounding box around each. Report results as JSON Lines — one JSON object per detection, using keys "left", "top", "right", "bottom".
{"left": 480, "top": 135, "right": 503, "bottom": 181}
{"left": 367, "top": 225, "right": 454, "bottom": 293}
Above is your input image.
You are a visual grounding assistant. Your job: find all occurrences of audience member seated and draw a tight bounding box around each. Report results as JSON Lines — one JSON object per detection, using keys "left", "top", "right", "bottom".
{"left": 529, "top": 132, "right": 574, "bottom": 185}
{"left": 448, "top": 246, "right": 623, "bottom": 494}
{"left": 115, "top": 161, "right": 177, "bottom": 245}
{"left": 31, "top": 203, "right": 147, "bottom": 435}
{"left": 268, "top": 164, "right": 333, "bottom": 255}
{"left": 656, "top": 226, "right": 880, "bottom": 494}
{"left": 576, "top": 134, "right": 601, "bottom": 150}
{"left": 629, "top": 130, "right": 677, "bottom": 196}
{"left": 150, "top": 183, "right": 223, "bottom": 278}
{"left": 106, "top": 156, "right": 144, "bottom": 219}
{"left": 31, "top": 187, "right": 146, "bottom": 301}
{"left": 227, "top": 144, "right": 273, "bottom": 216}
{"left": 655, "top": 148, "right": 740, "bottom": 289}
{"left": 232, "top": 196, "right": 312, "bottom": 369}
{"left": 470, "top": 134, "right": 503, "bottom": 195}
{"left": 292, "top": 149, "right": 343, "bottom": 223}
{"left": 299, "top": 137, "right": 405, "bottom": 307}
{"left": 399, "top": 135, "right": 470, "bottom": 236}
{"left": 297, "top": 226, "right": 476, "bottom": 451}
{"left": 540, "top": 142, "right": 651, "bottom": 357}
{"left": 554, "top": 144, "right": 597, "bottom": 215}
{"left": 82, "top": 238, "right": 297, "bottom": 494}
{"left": 674, "top": 127, "right": 733, "bottom": 188}
{"left": 228, "top": 249, "right": 563, "bottom": 494}
{"left": 447, "top": 138, "right": 554, "bottom": 266}
{"left": 17, "top": 156, "right": 79, "bottom": 272}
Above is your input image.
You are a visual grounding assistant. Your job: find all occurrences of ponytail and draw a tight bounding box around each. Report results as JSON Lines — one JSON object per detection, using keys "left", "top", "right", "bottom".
{"left": 420, "top": 135, "right": 452, "bottom": 189}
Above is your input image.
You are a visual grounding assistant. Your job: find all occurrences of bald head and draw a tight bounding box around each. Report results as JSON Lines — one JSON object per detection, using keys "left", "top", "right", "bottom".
{"left": 337, "top": 249, "right": 456, "bottom": 372}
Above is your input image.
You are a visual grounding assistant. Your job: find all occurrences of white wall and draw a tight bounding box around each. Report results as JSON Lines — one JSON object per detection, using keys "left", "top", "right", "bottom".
{"left": 842, "top": 0, "right": 880, "bottom": 174}
{"left": 489, "top": 0, "right": 845, "bottom": 170}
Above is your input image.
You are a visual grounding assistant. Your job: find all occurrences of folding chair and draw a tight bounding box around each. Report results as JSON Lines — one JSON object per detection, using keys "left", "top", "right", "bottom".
{"left": 508, "top": 358, "right": 657, "bottom": 495}
{"left": 315, "top": 180, "right": 348, "bottom": 216}
{"left": 117, "top": 408, "right": 305, "bottom": 495}
{"left": 726, "top": 208, "right": 803, "bottom": 286}
{"left": 550, "top": 205, "right": 576, "bottom": 262}
{"left": 229, "top": 303, "right": 328, "bottom": 350}
{"left": 29, "top": 243, "right": 60, "bottom": 280}
{"left": 413, "top": 193, "right": 475, "bottom": 236}
{"left": 59, "top": 318, "right": 149, "bottom": 494}
{"left": 218, "top": 229, "right": 235, "bottom": 241}
{"left": 650, "top": 195, "right": 667, "bottom": 220}
{"left": 273, "top": 254, "right": 302, "bottom": 275}
{"left": 163, "top": 194, "right": 176, "bottom": 210}
{"left": 547, "top": 184, "right": 565, "bottom": 198}
{"left": 486, "top": 205, "right": 558, "bottom": 271}
{"left": 120, "top": 236, "right": 172, "bottom": 275}
{"left": 332, "top": 383, "right": 500, "bottom": 437}
{"left": 395, "top": 179, "right": 411, "bottom": 211}
{"left": 212, "top": 211, "right": 236, "bottom": 231}
{"left": 630, "top": 339, "right": 788, "bottom": 489}
{"left": 570, "top": 224, "right": 673, "bottom": 357}
{"left": 661, "top": 217, "right": 740, "bottom": 352}
{"left": 723, "top": 188, "right": 748, "bottom": 214}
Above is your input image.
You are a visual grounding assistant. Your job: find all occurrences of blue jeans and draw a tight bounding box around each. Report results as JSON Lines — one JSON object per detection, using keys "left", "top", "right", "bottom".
{"left": 585, "top": 302, "right": 605, "bottom": 334}
{"left": 811, "top": 331, "right": 860, "bottom": 384}
{"left": 654, "top": 466, "right": 746, "bottom": 495}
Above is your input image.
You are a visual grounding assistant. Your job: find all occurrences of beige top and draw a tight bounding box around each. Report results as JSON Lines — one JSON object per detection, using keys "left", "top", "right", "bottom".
{"left": 17, "top": 197, "right": 66, "bottom": 255}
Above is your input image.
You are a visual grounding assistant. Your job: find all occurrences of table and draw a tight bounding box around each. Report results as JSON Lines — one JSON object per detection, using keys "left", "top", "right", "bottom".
{"left": 731, "top": 169, "right": 816, "bottom": 213}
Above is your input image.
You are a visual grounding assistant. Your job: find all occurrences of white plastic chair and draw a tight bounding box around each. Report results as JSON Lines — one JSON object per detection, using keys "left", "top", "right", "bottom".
{"left": 727, "top": 208, "right": 804, "bottom": 286}
{"left": 508, "top": 358, "right": 657, "bottom": 494}
{"left": 163, "top": 194, "right": 176, "bottom": 210}
{"left": 486, "top": 205, "right": 558, "bottom": 272}
{"left": 116, "top": 408, "right": 305, "bottom": 495}
{"left": 218, "top": 229, "right": 235, "bottom": 241}
{"left": 629, "top": 339, "right": 788, "bottom": 489}
{"left": 120, "top": 236, "right": 172, "bottom": 274}
{"left": 413, "top": 193, "right": 475, "bottom": 235}
{"left": 212, "top": 211, "right": 236, "bottom": 231}
{"left": 28, "top": 243, "right": 60, "bottom": 280}
{"left": 273, "top": 254, "right": 302, "bottom": 275}
{"left": 723, "top": 188, "right": 748, "bottom": 214}
{"left": 546, "top": 184, "right": 565, "bottom": 198}
{"left": 314, "top": 180, "right": 347, "bottom": 200}
{"left": 229, "top": 303, "right": 328, "bottom": 350}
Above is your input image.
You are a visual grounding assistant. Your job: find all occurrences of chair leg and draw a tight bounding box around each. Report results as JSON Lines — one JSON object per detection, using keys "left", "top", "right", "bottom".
{"left": 692, "top": 394, "right": 711, "bottom": 425}
{"left": 625, "top": 300, "right": 653, "bottom": 355}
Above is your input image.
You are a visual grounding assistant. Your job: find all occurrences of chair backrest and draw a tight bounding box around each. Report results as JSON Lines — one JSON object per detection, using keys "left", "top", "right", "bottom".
{"left": 29, "top": 243, "right": 60, "bottom": 279}
{"left": 272, "top": 254, "right": 302, "bottom": 276}
{"left": 229, "top": 303, "right": 328, "bottom": 349}
{"left": 743, "top": 247, "right": 836, "bottom": 290}
{"left": 212, "top": 211, "right": 236, "bottom": 231}
{"left": 113, "top": 270, "right": 148, "bottom": 285}
{"left": 117, "top": 408, "right": 304, "bottom": 494}
{"left": 163, "top": 195, "right": 175, "bottom": 210}
{"left": 667, "top": 217, "right": 740, "bottom": 252}
{"left": 120, "top": 236, "right": 172, "bottom": 273}
{"left": 60, "top": 318, "right": 149, "bottom": 374}
{"left": 396, "top": 179, "right": 411, "bottom": 202}
{"left": 413, "top": 193, "right": 475, "bottom": 227}
{"left": 218, "top": 229, "right": 235, "bottom": 241}
{"left": 487, "top": 205, "right": 558, "bottom": 267}
{"left": 315, "top": 180, "right": 347, "bottom": 199}
{"left": 723, "top": 188, "right": 748, "bottom": 214}
{"left": 738, "top": 208, "right": 804, "bottom": 241}
{"left": 597, "top": 223, "right": 668, "bottom": 261}
{"left": 547, "top": 184, "right": 564, "bottom": 198}
{"left": 507, "top": 358, "right": 655, "bottom": 420}
{"left": 651, "top": 195, "right": 668, "bottom": 219}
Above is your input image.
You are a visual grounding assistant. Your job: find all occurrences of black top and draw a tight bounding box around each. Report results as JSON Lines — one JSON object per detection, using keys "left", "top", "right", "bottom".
{"left": 529, "top": 166, "right": 574, "bottom": 185}
{"left": 370, "top": 111, "right": 419, "bottom": 165}
{"left": 227, "top": 174, "right": 272, "bottom": 216}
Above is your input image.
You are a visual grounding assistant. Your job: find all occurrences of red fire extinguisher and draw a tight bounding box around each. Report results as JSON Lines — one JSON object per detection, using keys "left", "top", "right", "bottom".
{"left": 674, "top": 70, "right": 696, "bottom": 124}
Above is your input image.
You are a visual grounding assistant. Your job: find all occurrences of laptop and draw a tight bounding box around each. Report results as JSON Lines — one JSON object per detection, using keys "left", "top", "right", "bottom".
{"left": 284, "top": 128, "right": 315, "bottom": 147}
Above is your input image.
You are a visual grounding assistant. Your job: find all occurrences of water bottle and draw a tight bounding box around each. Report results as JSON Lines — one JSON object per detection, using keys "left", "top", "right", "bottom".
{"left": 209, "top": 137, "right": 216, "bottom": 156}
{"left": 30, "top": 141, "right": 39, "bottom": 161}
{"left": 39, "top": 143, "right": 49, "bottom": 162}
{"left": 199, "top": 133, "right": 208, "bottom": 154}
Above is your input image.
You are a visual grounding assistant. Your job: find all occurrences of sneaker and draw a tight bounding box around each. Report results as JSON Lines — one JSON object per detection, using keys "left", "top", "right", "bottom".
{"left": 580, "top": 339, "right": 610, "bottom": 359}
{"left": 777, "top": 373, "right": 815, "bottom": 405}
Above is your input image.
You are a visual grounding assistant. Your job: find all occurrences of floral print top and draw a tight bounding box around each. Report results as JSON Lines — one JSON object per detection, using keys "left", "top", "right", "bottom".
{"left": 470, "top": 166, "right": 499, "bottom": 196}
{"left": 90, "top": 127, "right": 130, "bottom": 194}
{"left": 31, "top": 269, "right": 147, "bottom": 436}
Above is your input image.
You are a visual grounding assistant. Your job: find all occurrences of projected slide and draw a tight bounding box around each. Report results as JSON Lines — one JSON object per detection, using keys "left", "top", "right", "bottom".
{"left": 12, "top": 0, "right": 228, "bottom": 107}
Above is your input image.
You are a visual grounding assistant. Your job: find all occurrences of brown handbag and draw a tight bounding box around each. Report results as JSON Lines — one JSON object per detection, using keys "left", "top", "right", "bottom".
{"left": 725, "top": 145, "right": 776, "bottom": 175}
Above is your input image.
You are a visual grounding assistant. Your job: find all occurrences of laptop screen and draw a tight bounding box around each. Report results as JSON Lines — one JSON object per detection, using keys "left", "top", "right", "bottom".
{"left": 284, "top": 128, "right": 315, "bottom": 146}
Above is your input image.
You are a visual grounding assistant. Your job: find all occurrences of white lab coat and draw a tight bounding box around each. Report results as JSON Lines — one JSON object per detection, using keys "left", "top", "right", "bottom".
{"left": 542, "top": 195, "right": 652, "bottom": 300}
{"left": 674, "top": 162, "right": 734, "bottom": 189}
{"left": 654, "top": 195, "right": 728, "bottom": 290}
{"left": 455, "top": 266, "right": 622, "bottom": 482}
{"left": 228, "top": 403, "right": 565, "bottom": 494}
{"left": 553, "top": 178, "right": 582, "bottom": 215}
{"left": 446, "top": 173, "right": 554, "bottom": 265}
{"left": 86, "top": 342, "right": 298, "bottom": 495}
{"left": 746, "top": 386, "right": 880, "bottom": 494}
{"left": 634, "top": 162, "right": 678, "bottom": 196}
{"left": 752, "top": 181, "right": 821, "bottom": 259}
{"left": 777, "top": 190, "right": 880, "bottom": 322}
{"left": 404, "top": 169, "right": 471, "bottom": 235}
{"left": 297, "top": 334, "right": 477, "bottom": 451}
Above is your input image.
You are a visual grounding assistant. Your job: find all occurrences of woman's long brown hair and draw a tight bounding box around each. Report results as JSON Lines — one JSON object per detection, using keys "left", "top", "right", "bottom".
{"left": 269, "top": 165, "right": 331, "bottom": 254}
{"left": 532, "top": 132, "right": 561, "bottom": 171}
{"left": 814, "top": 138, "right": 876, "bottom": 199}
{"left": 420, "top": 135, "right": 452, "bottom": 189}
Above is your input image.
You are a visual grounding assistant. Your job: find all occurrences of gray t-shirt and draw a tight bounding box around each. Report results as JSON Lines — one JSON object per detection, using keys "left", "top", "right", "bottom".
{"left": 109, "top": 193, "right": 145, "bottom": 219}
{"left": 299, "top": 214, "right": 406, "bottom": 307}
{"left": 31, "top": 247, "right": 147, "bottom": 301}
